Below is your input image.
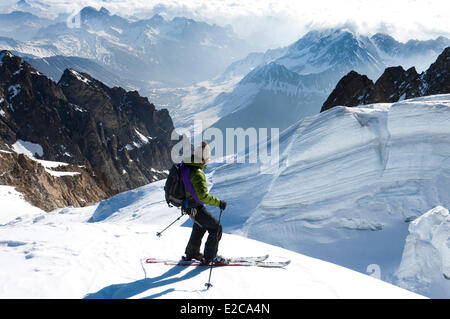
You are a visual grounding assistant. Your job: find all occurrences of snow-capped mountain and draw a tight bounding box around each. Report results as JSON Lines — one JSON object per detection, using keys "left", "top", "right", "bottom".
{"left": 0, "top": 10, "right": 52, "bottom": 41}
{"left": 166, "top": 29, "right": 449, "bottom": 134}
{"left": 372, "top": 33, "right": 450, "bottom": 72}
{"left": 2, "top": 6, "right": 252, "bottom": 87}
{"left": 0, "top": 36, "right": 58, "bottom": 58}
{"left": 209, "top": 62, "right": 324, "bottom": 132}
{"left": 24, "top": 55, "right": 131, "bottom": 90}
{"left": 12, "top": 0, "right": 51, "bottom": 18}
{"left": 239, "top": 62, "right": 302, "bottom": 87}
{"left": 203, "top": 93, "right": 450, "bottom": 297}
{"left": 275, "top": 29, "right": 385, "bottom": 78}
{"left": 233, "top": 29, "right": 450, "bottom": 79}
{"left": 0, "top": 179, "right": 424, "bottom": 299}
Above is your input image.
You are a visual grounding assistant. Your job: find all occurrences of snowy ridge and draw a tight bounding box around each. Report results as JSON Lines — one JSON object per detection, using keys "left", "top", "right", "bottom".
{"left": 172, "top": 29, "right": 448, "bottom": 134}
{"left": 206, "top": 94, "right": 450, "bottom": 297}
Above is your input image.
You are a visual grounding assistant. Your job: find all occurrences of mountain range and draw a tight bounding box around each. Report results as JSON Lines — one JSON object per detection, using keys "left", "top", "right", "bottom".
{"left": 168, "top": 29, "right": 450, "bottom": 141}
{"left": 0, "top": 6, "right": 253, "bottom": 87}
{"left": 3, "top": 8, "right": 449, "bottom": 137}
{"left": 0, "top": 10, "right": 53, "bottom": 41}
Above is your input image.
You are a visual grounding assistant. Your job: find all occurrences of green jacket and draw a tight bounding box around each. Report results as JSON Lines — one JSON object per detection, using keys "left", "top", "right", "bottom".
{"left": 183, "top": 161, "right": 220, "bottom": 207}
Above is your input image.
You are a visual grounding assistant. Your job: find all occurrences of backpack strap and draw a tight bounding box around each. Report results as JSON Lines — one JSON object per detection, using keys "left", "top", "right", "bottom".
{"left": 179, "top": 162, "right": 204, "bottom": 207}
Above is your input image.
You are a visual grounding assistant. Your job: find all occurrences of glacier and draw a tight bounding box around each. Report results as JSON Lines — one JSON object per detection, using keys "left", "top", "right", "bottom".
{"left": 204, "top": 94, "right": 450, "bottom": 296}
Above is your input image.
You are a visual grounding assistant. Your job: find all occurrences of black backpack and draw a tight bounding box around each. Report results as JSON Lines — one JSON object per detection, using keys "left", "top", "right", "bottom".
{"left": 164, "top": 163, "right": 186, "bottom": 208}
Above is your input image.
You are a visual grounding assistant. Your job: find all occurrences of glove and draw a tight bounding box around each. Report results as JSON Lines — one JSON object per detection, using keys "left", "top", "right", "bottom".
{"left": 219, "top": 200, "right": 227, "bottom": 211}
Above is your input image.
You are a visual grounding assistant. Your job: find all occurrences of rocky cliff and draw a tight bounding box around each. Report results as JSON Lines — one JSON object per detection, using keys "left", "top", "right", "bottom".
{"left": 0, "top": 50, "right": 176, "bottom": 211}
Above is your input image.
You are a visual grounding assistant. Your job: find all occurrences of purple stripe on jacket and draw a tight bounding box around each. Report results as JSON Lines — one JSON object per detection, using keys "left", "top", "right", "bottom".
{"left": 179, "top": 162, "right": 204, "bottom": 206}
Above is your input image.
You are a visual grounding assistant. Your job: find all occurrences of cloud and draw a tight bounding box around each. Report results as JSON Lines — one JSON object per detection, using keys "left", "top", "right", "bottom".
{"left": 4, "top": 0, "right": 450, "bottom": 48}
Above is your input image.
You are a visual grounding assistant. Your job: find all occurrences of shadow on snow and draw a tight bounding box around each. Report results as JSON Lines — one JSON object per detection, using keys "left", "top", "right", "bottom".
{"left": 84, "top": 265, "right": 209, "bottom": 299}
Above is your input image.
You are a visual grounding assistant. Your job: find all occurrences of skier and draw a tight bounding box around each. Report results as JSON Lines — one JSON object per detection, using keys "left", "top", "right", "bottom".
{"left": 182, "top": 141, "right": 227, "bottom": 265}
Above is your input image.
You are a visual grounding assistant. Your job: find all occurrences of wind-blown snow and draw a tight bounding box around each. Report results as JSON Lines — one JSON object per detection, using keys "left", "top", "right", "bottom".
{"left": 0, "top": 180, "right": 422, "bottom": 299}
{"left": 204, "top": 94, "right": 450, "bottom": 297}
{"left": 394, "top": 206, "right": 450, "bottom": 298}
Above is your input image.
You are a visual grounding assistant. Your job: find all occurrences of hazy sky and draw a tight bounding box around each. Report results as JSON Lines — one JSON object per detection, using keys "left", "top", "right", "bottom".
{"left": 2, "top": 0, "right": 450, "bottom": 49}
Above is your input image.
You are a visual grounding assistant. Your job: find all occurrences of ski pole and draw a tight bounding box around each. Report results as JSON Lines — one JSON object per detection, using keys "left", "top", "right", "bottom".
{"left": 156, "top": 210, "right": 185, "bottom": 237}
{"left": 205, "top": 208, "right": 223, "bottom": 290}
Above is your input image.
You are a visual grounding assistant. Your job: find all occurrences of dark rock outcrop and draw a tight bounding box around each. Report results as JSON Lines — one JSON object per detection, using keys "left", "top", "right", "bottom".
{"left": 321, "top": 46, "right": 450, "bottom": 112}
{"left": 0, "top": 151, "right": 112, "bottom": 211}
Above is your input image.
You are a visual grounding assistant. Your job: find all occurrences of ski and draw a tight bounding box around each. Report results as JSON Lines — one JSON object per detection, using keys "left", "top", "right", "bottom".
{"left": 145, "top": 255, "right": 290, "bottom": 268}
{"left": 181, "top": 254, "right": 270, "bottom": 263}
{"left": 147, "top": 254, "right": 268, "bottom": 264}
{"left": 220, "top": 254, "right": 269, "bottom": 263}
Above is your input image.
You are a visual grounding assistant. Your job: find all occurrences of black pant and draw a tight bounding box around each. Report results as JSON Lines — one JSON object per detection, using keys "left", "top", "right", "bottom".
{"left": 185, "top": 206, "right": 222, "bottom": 260}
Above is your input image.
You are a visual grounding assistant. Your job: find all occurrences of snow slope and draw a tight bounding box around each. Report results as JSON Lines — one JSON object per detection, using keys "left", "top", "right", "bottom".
{"left": 0, "top": 185, "right": 45, "bottom": 224}
{"left": 0, "top": 182, "right": 422, "bottom": 299}
{"left": 203, "top": 94, "right": 450, "bottom": 297}
{"left": 2, "top": 95, "right": 449, "bottom": 299}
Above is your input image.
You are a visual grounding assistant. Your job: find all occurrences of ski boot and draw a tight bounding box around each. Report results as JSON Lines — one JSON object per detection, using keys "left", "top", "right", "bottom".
{"left": 182, "top": 252, "right": 204, "bottom": 261}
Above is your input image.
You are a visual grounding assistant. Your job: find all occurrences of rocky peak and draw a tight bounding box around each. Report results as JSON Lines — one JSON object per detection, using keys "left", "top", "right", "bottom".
{"left": 0, "top": 50, "right": 27, "bottom": 79}
{"left": 371, "top": 66, "right": 420, "bottom": 101}
{"left": 371, "top": 33, "right": 401, "bottom": 55}
{"left": 79, "top": 6, "right": 128, "bottom": 31}
{"left": 0, "top": 50, "right": 15, "bottom": 63}
{"left": 421, "top": 46, "right": 450, "bottom": 94}
{"left": 0, "top": 51, "right": 176, "bottom": 211}
{"left": 149, "top": 13, "right": 165, "bottom": 25}
{"left": 321, "top": 71, "right": 374, "bottom": 111}
{"left": 80, "top": 6, "right": 111, "bottom": 20}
